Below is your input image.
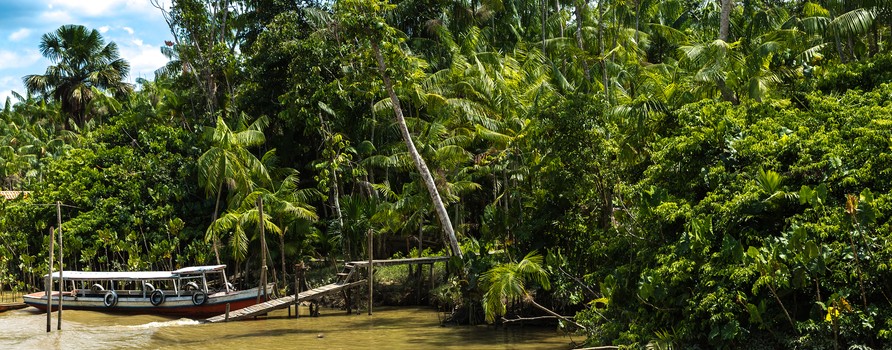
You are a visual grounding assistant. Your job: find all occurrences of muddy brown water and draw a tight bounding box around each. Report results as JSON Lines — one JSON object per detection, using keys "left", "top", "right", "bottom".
{"left": 0, "top": 305, "right": 575, "bottom": 349}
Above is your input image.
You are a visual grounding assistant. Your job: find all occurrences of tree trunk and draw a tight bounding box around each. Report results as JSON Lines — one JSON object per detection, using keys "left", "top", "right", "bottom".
{"left": 258, "top": 197, "right": 268, "bottom": 302}
{"left": 869, "top": 22, "right": 878, "bottom": 57}
{"left": 834, "top": 30, "right": 847, "bottom": 63}
{"left": 280, "top": 226, "right": 287, "bottom": 291}
{"left": 597, "top": 0, "right": 609, "bottom": 101}
{"left": 715, "top": 4, "right": 740, "bottom": 107}
{"left": 371, "top": 41, "right": 463, "bottom": 258}
{"left": 212, "top": 181, "right": 223, "bottom": 265}
{"left": 331, "top": 164, "right": 346, "bottom": 259}
{"left": 634, "top": 0, "right": 641, "bottom": 43}
{"left": 719, "top": 0, "right": 732, "bottom": 41}
{"left": 541, "top": 0, "right": 547, "bottom": 53}
{"left": 526, "top": 295, "right": 586, "bottom": 330}
{"left": 575, "top": 1, "right": 591, "bottom": 83}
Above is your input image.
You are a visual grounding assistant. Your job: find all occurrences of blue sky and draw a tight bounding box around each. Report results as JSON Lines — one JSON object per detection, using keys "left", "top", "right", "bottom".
{"left": 0, "top": 0, "right": 173, "bottom": 103}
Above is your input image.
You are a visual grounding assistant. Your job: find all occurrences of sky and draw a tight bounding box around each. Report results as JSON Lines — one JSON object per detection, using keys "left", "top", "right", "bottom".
{"left": 0, "top": 0, "right": 173, "bottom": 104}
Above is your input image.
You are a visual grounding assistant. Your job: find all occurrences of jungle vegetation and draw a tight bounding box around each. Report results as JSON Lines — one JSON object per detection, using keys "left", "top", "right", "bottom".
{"left": 3, "top": 0, "right": 892, "bottom": 348}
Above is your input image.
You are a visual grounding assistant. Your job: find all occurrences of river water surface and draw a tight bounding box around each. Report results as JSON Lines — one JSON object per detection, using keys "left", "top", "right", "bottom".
{"left": 0, "top": 305, "right": 574, "bottom": 349}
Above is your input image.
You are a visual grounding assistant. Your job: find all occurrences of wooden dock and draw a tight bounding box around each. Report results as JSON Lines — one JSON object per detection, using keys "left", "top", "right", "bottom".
{"left": 204, "top": 280, "right": 367, "bottom": 323}
{"left": 204, "top": 256, "right": 450, "bottom": 323}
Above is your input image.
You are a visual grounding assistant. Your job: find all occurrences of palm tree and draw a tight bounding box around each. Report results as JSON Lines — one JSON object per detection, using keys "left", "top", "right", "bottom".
{"left": 482, "top": 251, "right": 585, "bottom": 329}
{"left": 326, "top": 0, "right": 464, "bottom": 258}
{"left": 197, "top": 115, "right": 271, "bottom": 264}
{"left": 23, "top": 25, "right": 132, "bottom": 129}
{"left": 206, "top": 193, "right": 283, "bottom": 264}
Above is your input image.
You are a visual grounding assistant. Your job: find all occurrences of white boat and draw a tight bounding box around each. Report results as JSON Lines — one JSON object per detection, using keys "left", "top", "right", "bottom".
{"left": 24, "top": 265, "right": 273, "bottom": 317}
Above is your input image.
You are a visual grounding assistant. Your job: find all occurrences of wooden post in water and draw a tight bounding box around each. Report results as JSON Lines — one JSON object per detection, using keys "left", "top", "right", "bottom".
{"left": 56, "top": 201, "right": 63, "bottom": 330}
{"left": 367, "top": 229, "right": 373, "bottom": 316}
{"left": 428, "top": 263, "right": 434, "bottom": 304}
{"left": 298, "top": 264, "right": 301, "bottom": 319}
{"left": 46, "top": 226, "right": 54, "bottom": 333}
{"left": 294, "top": 262, "right": 306, "bottom": 319}
{"left": 225, "top": 303, "right": 230, "bottom": 322}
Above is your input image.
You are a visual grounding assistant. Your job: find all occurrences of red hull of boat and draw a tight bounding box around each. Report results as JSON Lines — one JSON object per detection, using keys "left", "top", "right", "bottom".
{"left": 29, "top": 298, "right": 259, "bottom": 317}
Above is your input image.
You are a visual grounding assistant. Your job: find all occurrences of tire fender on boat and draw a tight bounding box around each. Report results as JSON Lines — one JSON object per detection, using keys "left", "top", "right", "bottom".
{"left": 150, "top": 289, "right": 165, "bottom": 306}
{"left": 103, "top": 290, "right": 118, "bottom": 307}
{"left": 192, "top": 291, "right": 207, "bottom": 305}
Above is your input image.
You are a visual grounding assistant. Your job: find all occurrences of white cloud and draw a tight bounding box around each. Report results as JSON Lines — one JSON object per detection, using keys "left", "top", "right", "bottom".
{"left": 0, "top": 76, "right": 19, "bottom": 105}
{"left": 98, "top": 26, "right": 110, "bottom": 33}
{"left": 46, "top": 0, "right": 161, "bottom": 19}
{"left": 0, "top": 50, "right": 42, "bottom": 70}
{"left": 123, "top": 27, "right": 134, "bottom": 35}
{"left": 8, "top": 28, "right": 31, "bottom": 42}
{"left": 0, "top": 90, "right": 13, "bottom": 105}
{"left": 39, "top": 10, "right": 73, "bottom": 23}
{"left": 119, "top": 40, "right": 167, "bottom": 82}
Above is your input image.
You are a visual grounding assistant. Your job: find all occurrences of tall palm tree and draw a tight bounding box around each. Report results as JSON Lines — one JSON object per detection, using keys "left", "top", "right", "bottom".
{"left": 197, "top": 115, "right": 271, "bottom": 264}
{"left": 23, "top": 25, "right": 132, "bottom": 130}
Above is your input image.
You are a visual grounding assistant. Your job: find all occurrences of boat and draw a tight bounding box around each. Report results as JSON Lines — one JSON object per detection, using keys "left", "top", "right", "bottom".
{"left": 23, "top": 265, "right": 274, "bottom": 317}
{"left": 0, "top": 302, "right": 27, "bottom": 312}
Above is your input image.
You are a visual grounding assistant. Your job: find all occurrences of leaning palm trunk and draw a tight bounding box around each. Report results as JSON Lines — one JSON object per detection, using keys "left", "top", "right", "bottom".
{"left": 524, "top": 294, "right": 586, "bottom": 330}
{"left": 371, "top": 41, "right": 463, "bottom": 258}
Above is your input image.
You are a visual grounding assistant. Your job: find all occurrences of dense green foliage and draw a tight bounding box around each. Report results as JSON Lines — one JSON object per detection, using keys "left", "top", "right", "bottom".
{"left": 3, "top": 0, "right": 892, "bottom": 347}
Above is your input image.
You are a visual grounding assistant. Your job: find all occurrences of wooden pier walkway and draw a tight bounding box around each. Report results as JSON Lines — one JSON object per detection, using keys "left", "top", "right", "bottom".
{"left": 204, "top": 280, "right": 366, "bottom": 323}
{"left": 204, "top": 256, "right": 450, "bottom": 323}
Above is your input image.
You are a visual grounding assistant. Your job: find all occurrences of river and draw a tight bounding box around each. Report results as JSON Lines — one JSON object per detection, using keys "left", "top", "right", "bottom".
{"left": 0, "top": 305, "right": 575, "bottom": 349}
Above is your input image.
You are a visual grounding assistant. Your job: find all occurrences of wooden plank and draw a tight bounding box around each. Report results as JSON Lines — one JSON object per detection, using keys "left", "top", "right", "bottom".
{"left": 347, "top": 256, "right": 449, "bottom": 267}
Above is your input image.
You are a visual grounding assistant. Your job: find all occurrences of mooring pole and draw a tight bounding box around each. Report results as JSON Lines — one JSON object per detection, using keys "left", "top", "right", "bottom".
{"left": 368, "top": 229, "right": 373, "bottom": 316}
{"left": 295, "top": 262, "right": 305, "bottom": 319}
{"left": 56, "top": 201, "right": 63, "bottom": 330}
{"left": 298, "top": 264, "right": 300, "bottom": 319}
{"left": 46, "top": 226, "right": 54, "bottom": 333}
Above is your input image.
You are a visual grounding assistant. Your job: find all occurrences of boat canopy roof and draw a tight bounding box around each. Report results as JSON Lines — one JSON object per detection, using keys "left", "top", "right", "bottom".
{"left": 46, "top": 265, "right": 227, "bottom": 281}
{"left": 48, "top": 271, "right": 174, "bottom": 281}
{"left": 172, "top": 265, "right": 226, "bottom": 275}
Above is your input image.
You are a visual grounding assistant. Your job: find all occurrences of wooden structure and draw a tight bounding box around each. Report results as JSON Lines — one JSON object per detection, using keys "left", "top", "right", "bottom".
{"left": 204, "top": 256, "right": 450, "bottom": 323}
{"left": 204, "top": 280, "right": 366, "bottom": 323}
{"left": 346, "top": 256, "right": 449, "bottom": 268}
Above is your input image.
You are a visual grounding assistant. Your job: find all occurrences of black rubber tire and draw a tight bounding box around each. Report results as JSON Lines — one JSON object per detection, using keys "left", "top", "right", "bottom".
{"left": 103, "top": 291, "right": 118, "bottom": 307}
{"left": 192, "top": 291, "right": 207, "bottom": 305}
{"left": 150, "top": 290, "right": 165, "bottom": 306}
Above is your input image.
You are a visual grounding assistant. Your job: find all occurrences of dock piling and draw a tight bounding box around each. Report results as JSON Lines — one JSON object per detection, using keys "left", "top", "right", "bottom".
{"left": 56, "top": 201, "right": 63, "bottom": 330}
{"left": 46, "top": 226, "right": 54, "bottom": 333}
{"left": 367, "top": 229, "right": 373, "bottom": 316}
